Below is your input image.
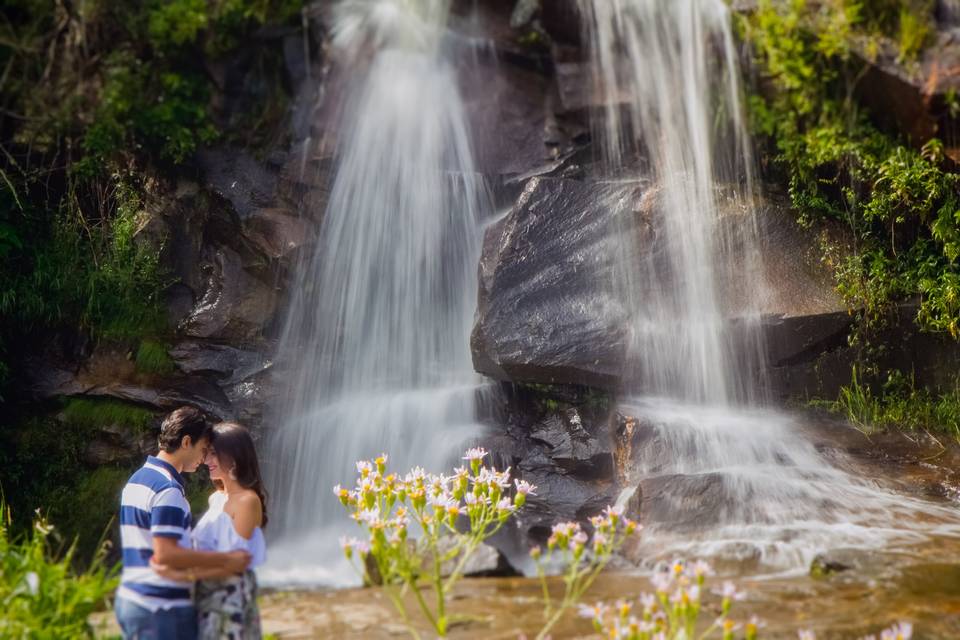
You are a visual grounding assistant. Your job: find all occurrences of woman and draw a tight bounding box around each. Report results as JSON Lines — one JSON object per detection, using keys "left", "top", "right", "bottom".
{"left": 154, "top": 422, "right": 267, "bottom": 639}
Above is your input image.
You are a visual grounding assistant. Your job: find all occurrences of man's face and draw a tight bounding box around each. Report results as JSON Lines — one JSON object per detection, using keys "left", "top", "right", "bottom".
{"left": 182, "top": 436, "right": 210, "bottom": 473}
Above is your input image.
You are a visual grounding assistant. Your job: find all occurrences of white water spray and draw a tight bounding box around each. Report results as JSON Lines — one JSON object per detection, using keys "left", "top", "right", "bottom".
{"left": 262, "top": 0, "right": 487, "bottom": 585}
{"left": 581, "top": 0, "right": 960, "bottom": 570}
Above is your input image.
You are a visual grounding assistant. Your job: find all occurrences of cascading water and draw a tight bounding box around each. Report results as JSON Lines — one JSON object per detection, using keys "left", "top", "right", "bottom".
{"left": 580, "top": 0, "right": 960, "bottom": 571}
{"left": 262, "top": 0, "right": 487, "bottom": 585}
{"left": 581, "top": 0, "right": 761, "bottom": 404}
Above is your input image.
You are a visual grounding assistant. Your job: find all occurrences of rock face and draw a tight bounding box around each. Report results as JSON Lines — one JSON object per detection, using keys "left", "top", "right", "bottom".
{"left": 472, "top": 177, "right": 641, "bottom": 389}
{"left": 851, "top": 34, "right": 960, "bottom": 151}
{"left": 479, "top": 383, "right": 618, "bottom": 553}
{"left": 180, "top": 247, "right": 279, "bottom": 342}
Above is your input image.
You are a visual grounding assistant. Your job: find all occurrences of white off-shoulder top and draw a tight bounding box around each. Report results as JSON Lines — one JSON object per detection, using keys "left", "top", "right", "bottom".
{"left": 192, "top": 491, "right": 266, "bottom": 569}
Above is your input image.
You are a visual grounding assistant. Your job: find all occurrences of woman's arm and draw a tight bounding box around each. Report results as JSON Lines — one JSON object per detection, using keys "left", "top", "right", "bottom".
{"left": 230, "top": 492, "right": 263, "bottom": 540}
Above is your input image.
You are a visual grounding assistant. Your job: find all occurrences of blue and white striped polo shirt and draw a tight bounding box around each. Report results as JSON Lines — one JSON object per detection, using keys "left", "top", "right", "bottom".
{"left": 116, "top": 456, "right": 194, "bottom": 611}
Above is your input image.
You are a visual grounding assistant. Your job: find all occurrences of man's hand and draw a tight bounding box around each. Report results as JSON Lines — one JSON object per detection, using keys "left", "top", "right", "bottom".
{"left": 224, "top": 550, "right": 251, "bottom": 574}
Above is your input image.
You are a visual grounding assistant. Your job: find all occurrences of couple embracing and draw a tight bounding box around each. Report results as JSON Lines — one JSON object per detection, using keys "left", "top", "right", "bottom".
{"left": 114, "top": 406, "right": 268, "bottom": 640}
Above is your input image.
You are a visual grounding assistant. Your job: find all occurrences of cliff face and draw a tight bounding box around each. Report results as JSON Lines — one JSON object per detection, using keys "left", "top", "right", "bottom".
{"left": 8, "top": 0, "right": 959, "bottom": 557}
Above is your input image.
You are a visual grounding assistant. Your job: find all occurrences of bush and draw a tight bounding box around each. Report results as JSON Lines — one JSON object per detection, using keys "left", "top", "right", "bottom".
{"left": 0, "top": 0, "right": 304, "bottom": 391}
{"left": 740, "top": 0, "right": 960, "bottom": 341}
{"left": 0, "top": 505, "right": 118, "bottom": 638}
{"left": 61, "top": 398, "right": 156, "bottom": 433}
{"left": 818, "top": 367, "right": 960, "bottom": 439}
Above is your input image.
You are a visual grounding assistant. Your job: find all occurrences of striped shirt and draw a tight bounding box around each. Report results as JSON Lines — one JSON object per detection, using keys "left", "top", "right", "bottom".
{"left": 116, "top": 456, "right": 194, "bottom": 611}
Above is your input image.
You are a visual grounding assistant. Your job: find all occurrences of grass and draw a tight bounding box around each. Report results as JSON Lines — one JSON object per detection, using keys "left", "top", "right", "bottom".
{"left": 818, "top": 367, "right": 960, "bottom": 440}
{"left": 0, "top": 504, "right": 118, "bottom": 638}
{"left": 50, "top": 467, "right": 130, "bottom": 564}
{"left": 61, "top": 398, "right": 156, "bottom": 434}
{"left": 134, "top": 339, "right": 176, "bottom": 376}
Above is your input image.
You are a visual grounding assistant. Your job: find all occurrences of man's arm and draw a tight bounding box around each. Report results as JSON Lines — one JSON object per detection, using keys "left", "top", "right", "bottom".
{"left": 149, "top": 487, "right": 249, "bottom": 572}
{"left": 152, "top": 537, "right": 250, "bottom": 572}
{"left": 150, "top": 560, "right": 240, "bottom": 582}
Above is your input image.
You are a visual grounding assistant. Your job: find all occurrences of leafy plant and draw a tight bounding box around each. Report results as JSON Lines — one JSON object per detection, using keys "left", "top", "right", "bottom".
{"left": 740, "top": 0, "right": 960, "bottom": 343}
{"left": 818, "top": 366, "right": 960, "bottom": 439}
{"left": 579, "top": 560, "right": 758, "bottom": 640}
{"left": 336, "top": 449, "right": 535, "bottom": 637}
{"left": 336, "top": 449, "right": 643, "bottom": 639}
{"left": 0, "top": 505, "right": 118, "bottom": 638}
{"left": 533, "top": 508, "right": 638, "bottom": 639}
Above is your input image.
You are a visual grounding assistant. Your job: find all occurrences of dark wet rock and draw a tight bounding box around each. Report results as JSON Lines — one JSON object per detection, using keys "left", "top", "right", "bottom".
{"left": 163, "top": 283, "right": 196, "bottom": 326}
{"left": 241, "top": 207, "right": 315, "bottom": 261}
{"left": 85, "top": 382, "right": 235, "bottom": 422}
{"left": 940, "top": 0, "right": 960, "bottom": 26}
{"left": 83, "top": 422, "right": 157, "bottom": 466}
{"left": 460, "top": 48, "right": 563, "bottom": 178}
{"left": 766, "top": 303, "right": 960, "bottom": 400}
{"left": 283, "top": 31, "right": 311, "bottom": 86}
{"left": 27, "top": 342, "right": 236, "bottom": 421}
{"left": 637, "top": 472, "right": 730, "bottom": 532}
{"left": 222, "top": 368, "right": 282, "bottom": 430}
{"left": 180, "top": 246, "right": 278, "bottom": 342}
{"left": 810, "top": 552, "right": 853, "bottom": 578}
{"left": 169, "top": 342, "right": 269, "bottom": 385}
{"left": 540, "top": 0, "right": 581, "bottom": 45}
{"left": 435, "top": 538, "right": 519, "bottom": 578}
{"left": 471, "top": 177, "right": 641, "bottom": 389}
{"left": 527, "top": 407, "right": 614, "bottom": 479}
{"left": 481, "top": 383, "right": 618, "bottom": 551}
{"left": 197, "top": 149, "right": 280, "bottom": 220}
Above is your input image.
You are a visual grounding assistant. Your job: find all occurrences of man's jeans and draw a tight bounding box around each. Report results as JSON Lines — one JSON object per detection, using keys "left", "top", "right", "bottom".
{"left": 115, "top": 598, "right": 197, "bottom": 640}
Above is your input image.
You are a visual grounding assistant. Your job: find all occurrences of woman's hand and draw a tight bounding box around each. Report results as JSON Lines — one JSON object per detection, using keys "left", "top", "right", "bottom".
{"left": 150, "top": 558, "right": 194, "bottom": 582}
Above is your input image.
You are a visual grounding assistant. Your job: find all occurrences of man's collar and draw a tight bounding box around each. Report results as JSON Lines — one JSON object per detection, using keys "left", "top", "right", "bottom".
{"left": 147, "top": 455, "right": 186, "bottom": 487}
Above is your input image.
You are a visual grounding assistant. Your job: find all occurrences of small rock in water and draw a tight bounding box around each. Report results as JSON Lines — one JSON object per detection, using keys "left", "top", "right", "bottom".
{"left": 810, "top": 553, "right": 853, "bottom": 578}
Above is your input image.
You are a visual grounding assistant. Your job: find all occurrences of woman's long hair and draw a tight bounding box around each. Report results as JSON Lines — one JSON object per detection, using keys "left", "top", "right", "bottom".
{"left": 210, "top": 422, "right": 269, "bottom": 528}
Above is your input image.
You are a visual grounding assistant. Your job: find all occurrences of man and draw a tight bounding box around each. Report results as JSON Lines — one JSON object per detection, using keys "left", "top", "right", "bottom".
{"left": 114, "top": 406, "right": 250, "bottom": 640}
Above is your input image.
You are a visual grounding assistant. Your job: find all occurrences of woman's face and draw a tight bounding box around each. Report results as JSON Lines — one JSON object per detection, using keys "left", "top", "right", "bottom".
{"left": 205, "top": 448, "right": 225, "bottom": 480}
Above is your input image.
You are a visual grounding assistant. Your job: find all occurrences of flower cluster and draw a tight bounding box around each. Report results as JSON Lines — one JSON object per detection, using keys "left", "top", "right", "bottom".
{"left": 533, "top": 505, "right": 642, "bottom": 639}
{"left": 536, "top": 506, "right": 639, "bottom": 564}
{"left": 798, "top": 621, "right": 912, "bottom": 640}
{"left": 335, "top": 449, "right": 535, "bottom": 561}
{"left": 579, "top": 561, "right": 761, "bottom": 640}
{"left": 333, "top": 449, "right": 537, "bottom": 637}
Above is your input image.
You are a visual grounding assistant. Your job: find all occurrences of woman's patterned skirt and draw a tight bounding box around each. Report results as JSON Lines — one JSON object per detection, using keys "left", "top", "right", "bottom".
{"left": 196, "top": 571, "right": 262, "bottom": 640}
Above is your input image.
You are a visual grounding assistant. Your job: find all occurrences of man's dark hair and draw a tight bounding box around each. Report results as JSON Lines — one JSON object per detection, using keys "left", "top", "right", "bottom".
{"left": 158, "top": 406, "right": 211, "bottom": 453}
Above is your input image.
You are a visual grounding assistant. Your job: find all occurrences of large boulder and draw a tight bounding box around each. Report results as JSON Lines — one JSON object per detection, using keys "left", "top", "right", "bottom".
{"left": 851, "top": 32, "right": 960, "bottom": 151}
{"left": 179, "top": 246, "right": 279, "bottom": 342}
{"left": 471, "top": 176, "right": 642, "bottom": 389}
{"left": 470, "top": 175, "right": 902, "bottom": 399}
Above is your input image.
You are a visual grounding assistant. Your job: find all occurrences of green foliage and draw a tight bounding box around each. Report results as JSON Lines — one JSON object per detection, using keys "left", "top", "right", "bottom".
{"left": 0, "top": 505, "right": 118, "bottom": 639}
{"left": 50, "top": 467, "right": 129, "bottom": 564}
{"left": 61, "top": 398, "right": 156, "bottom": 433}
{"left": 740, "top": 0, "right": 960, "bottom": 339}
{"left": 819, "top": 367, "right": 960, "bottom": 438}
{"left": 0, "top": 173, "right": 170, "bottom": 367}
{"left": 897, "top": 7, "right": 930, "bottom": 62}
{"left": 83, "top": 55, "right": 218, "bottom": 165}
{"left": 0, "top": 0, "right": 304, "bottom": 390}
{"left": 134, "top": 340, "right": 176, "bottom": 376}
{"left": 147, "top": 0, "right": 210, "bottom": 49}
{"left": 0, "top": 399, "right": 154, "bottom": 562}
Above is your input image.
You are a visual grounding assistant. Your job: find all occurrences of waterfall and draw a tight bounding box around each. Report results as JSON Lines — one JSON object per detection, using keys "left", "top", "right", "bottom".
{"left": 581, "top": 0, "right": 960, "bottom": 571}
{"left": 262, "top": 0, "right": 487, "bottom": 585}
{"left": 580, "top": 0, "right": 764, "bottom": 405}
